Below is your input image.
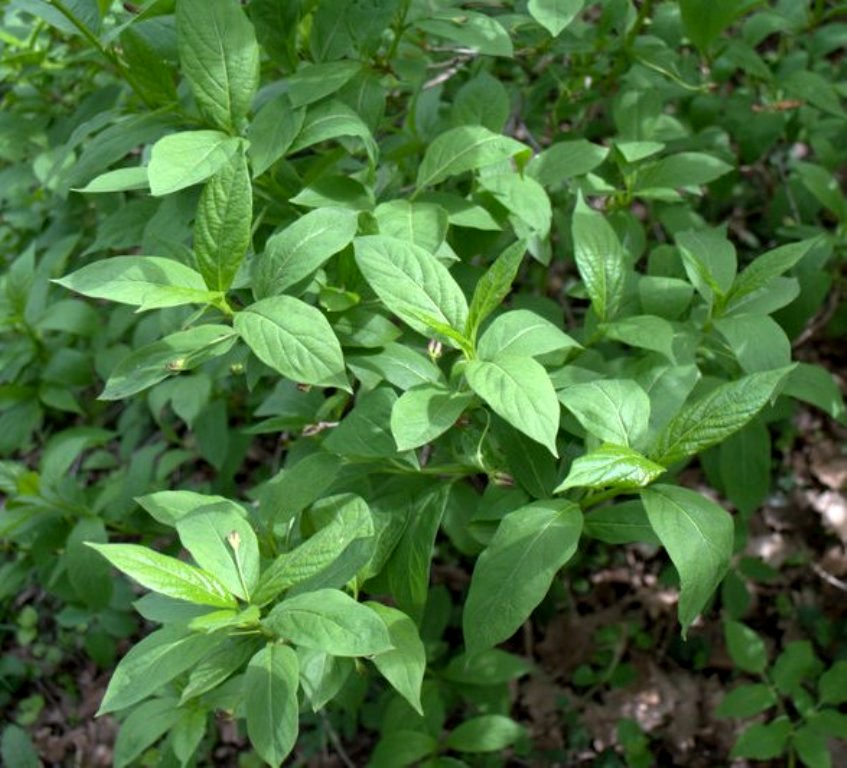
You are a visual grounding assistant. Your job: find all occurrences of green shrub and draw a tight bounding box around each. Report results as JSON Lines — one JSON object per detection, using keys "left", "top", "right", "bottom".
{"left": 1, "top": 0, "right": 846, "bottom": 765}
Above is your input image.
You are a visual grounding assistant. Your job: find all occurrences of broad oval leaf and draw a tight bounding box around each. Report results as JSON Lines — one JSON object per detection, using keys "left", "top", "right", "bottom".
{"left": 391, "top": 384, "right": 473, "bottom": 452}
{"left": 262, "top": 588, "right": 393, "bottom": 656}
{"left": 353, "top": 235, "right": 468, "bottom": 340}
{"left": 234, "top": 296, "right": 348, "bottom": 389}
{"left": 641, "top": 485, "right": 734, "bottom": 634}
{"left": 255, "top": 207, "right": 359, "bottom": 298}
{"left": 148, "top": 131, "right": 243, "bottom": 196}
{"left": 465, "top": 354, "right": 560, "bottom": 456}
{"left": 477, "top": 309, "right": 579, "bottom": 361}
{"left": 464, "top": 499, "right": 582, "bottom": 652}
{"left": 559, "top": 379, "right": 651, "bottom": 448}
{"left": 555, "top": 444, "right": 665, "bottom": 492}
{"left": 244, "top": 644, "right": 299, "bottom": 768}
{"left": 176, "top": 0, "right": 260, "bottom": 134}
{"left": 54, "top": 256, "right": 217, "bottom": 311}
{"left": 416, "top": 125, "right": 528, "bottom": 189}
{"left": 176, "top": 502, "right": 261, "bottom": 602}
{"left": 87, "top": 543, "right": 236, "bottom": 609}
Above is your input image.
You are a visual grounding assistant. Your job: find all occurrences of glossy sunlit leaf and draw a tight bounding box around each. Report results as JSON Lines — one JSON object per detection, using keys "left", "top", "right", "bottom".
{"left": 148, "top": 131, "right": 243, "bottom": 196}
{"left": 528, "top": 0, "right": 584, "bottom": 37}
{"left": 465, "top": 355, "right": 560, "bottom": 455}
{"left": 555, "top": 444, "right": 665, "bottom": 492}
{"left": 87, "top": 543, "right": 236, "bottom": 609}
{"left": 262, "top": 589, "right": 393, "bottom": 656}
{"left": 255, "top": 208, "right": 358, "bottom": 297}
{"left": 235, "top": 296, "right": 348, "bottom": 389}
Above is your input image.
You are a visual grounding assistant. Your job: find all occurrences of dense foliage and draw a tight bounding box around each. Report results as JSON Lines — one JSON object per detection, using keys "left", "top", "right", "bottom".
{"left": 1, "top": 0, "right": 846, "bottom": 765}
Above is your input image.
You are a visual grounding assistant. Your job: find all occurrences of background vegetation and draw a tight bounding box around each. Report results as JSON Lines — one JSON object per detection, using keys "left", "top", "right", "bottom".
{"left": 1, "top": 0, "right": 846, "bottom": 766}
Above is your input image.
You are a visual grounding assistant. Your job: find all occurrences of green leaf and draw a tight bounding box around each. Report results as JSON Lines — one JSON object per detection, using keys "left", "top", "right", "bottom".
{"left": 715, "top": 315, "right": 791, "bottom": 373}
{"left": 635, "top": 152, "right": 733, "bottom": 192}
{"left": 235, "top": 296, "right": 348, "bottom": 389}
{"left": 478, "top": 309, "right": 579, "bottom": 361}
{"left": 262, "top": 588, "right": 393, "bottom": 656}
{"left": 527, "top": 140, "right": 609, "bottom": 187}
{"left": 602, "top": 315, "right": 676, "bottom": 361}
{"left": 194, "top": 148, "right": 252, "bottom": 291}
{"left": 148, "top": 131, "right": 243, "bottom": 196}
{"left": 370, "top": 731, "right": 439, "bottom": 768}
{"left": 726, "top": 238, "right": 820, "bottom": 310}
{"left": 374, "top": 200, "right": 448, "bottom": 254}
{"left": 676, "top": 228, "right": 736, "bottom": 303}
{"left": 641, "top": 485, "right": 734, "bottom": 634}
{"left": 383, "top": 484, "right": 450, "bottom": 623}
{"left": 176, "top": 502, "right": 260, "bottom": 602}
{"left": 323, "top": 387, "right": 405, "bottom": 459}
{"left": 252, "top": 494, "right": 373, "bottom": 604}
{"left": 255, "top": 208, "right": 359, "bottom": 298}
{"left": 113, "top": 698, "right": 179, "bottom": 768}
{"left": 818, "top": 660, "right": 847, "bottom": 705}
{"left": 171, "top": 707, "right": 207, "bottom": 765}
{"left": 1, "top": 725, "right": 39, "bottom": 768}
{"left": 74, "top": 166, "right": 150, "bottom": 193}
{"left": 367, "top": 602, "right": 426, "bottom": 714}
{"left": 559, "top": 379, "right": 650, "bottom": 448}
{"left": 258, "top": 452, "right": 344, "bottom": 528}
{"left": 298, "top": 648, "right": 353, "bottom": 712}
{"left": 724, "top": 620, "right": 768, "bottom": 674}
{"left": 289, "top": 99, "right": 377, "bottom": 161}
{"left": 286, "top": 60, "right": 361, "bottom": 108}
{"left": 465, "top": 240, "right": 526, "bottom": 341}
{"left": 181, "top": 636, "right": 259, "bottom": 703}
{"left": 100, "top": 325, "right": 237, "bottom": 400}
{"left": 445, "top": 715, "right": 524, "bottom": 753}
{"left": 479, "top": 172, "right": 551, "bottom": 239}
{"left": 679, "top": 0, "right": 742, "bottom": 51}
{"left": 731, "top": 717, "right": 791, "bottom": 760}
{"left": 465, "top": 355, "right": 560, "bottom": 456}
{"left": 87, "top": 543, "right": 237, "bottom": 609}
{"left": 715, "top": 683, "right": 778, "bottom": 719}
{"left": 54, "top": 256, "right": 219, "bottom": 311}
{"left": 572, "top": 193, "right": 627, "bottom": 322}
{"left": 528, "top": 0, "right": 584, "bottom": 37}
{"left": 416, "top": 12, "right": 513, "bottom": 58}
{"left": 719, "top": 419, "right": 771, "bottom": 517}
{"left": 248, "top": 93, "right": 305, "bottom": 178}
{"left": 244, "top": 644, "right": 299, "bottom": 768}
{"left": 555, "top": 444, "right": 665, "bottom": 492}
{"left": 782, "top": 363, "right": 846, "bottom": 422}
{"left": 348, "top": 343, "right": 443, "bottom": 391}
{"left": 464, "top": 499, "right": 582, "bottom": 652}
{"left": 584, "top": 501, "right": 660, "bottom": 545}
{"left": 176, "top": 0, "right": 260, "bottom": 134}
{"left": 353, "top": 235, "right": 468, "bottom": 341}
{"left": 66, "top": 517, "right": 112, "bottom": 610}
{"left": 136, "top": 490, "right": 233, "bottom": 527}
{"left": 416, "top": 126, "right": 528, "bottom": 189}
{"left": 793, "top": 724, "right": 832, "bottom": 768}
{"left": 651, "top": 367, "right": 793, "bottom": 465}
{"left": 391, "top": 385, "right": 473, "bottom": 452}
{"left": 773, "top": 641, "right": 823, "bottom": 697}
{"left": 98, "top": 625, "right": 220, "bottom": 714}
